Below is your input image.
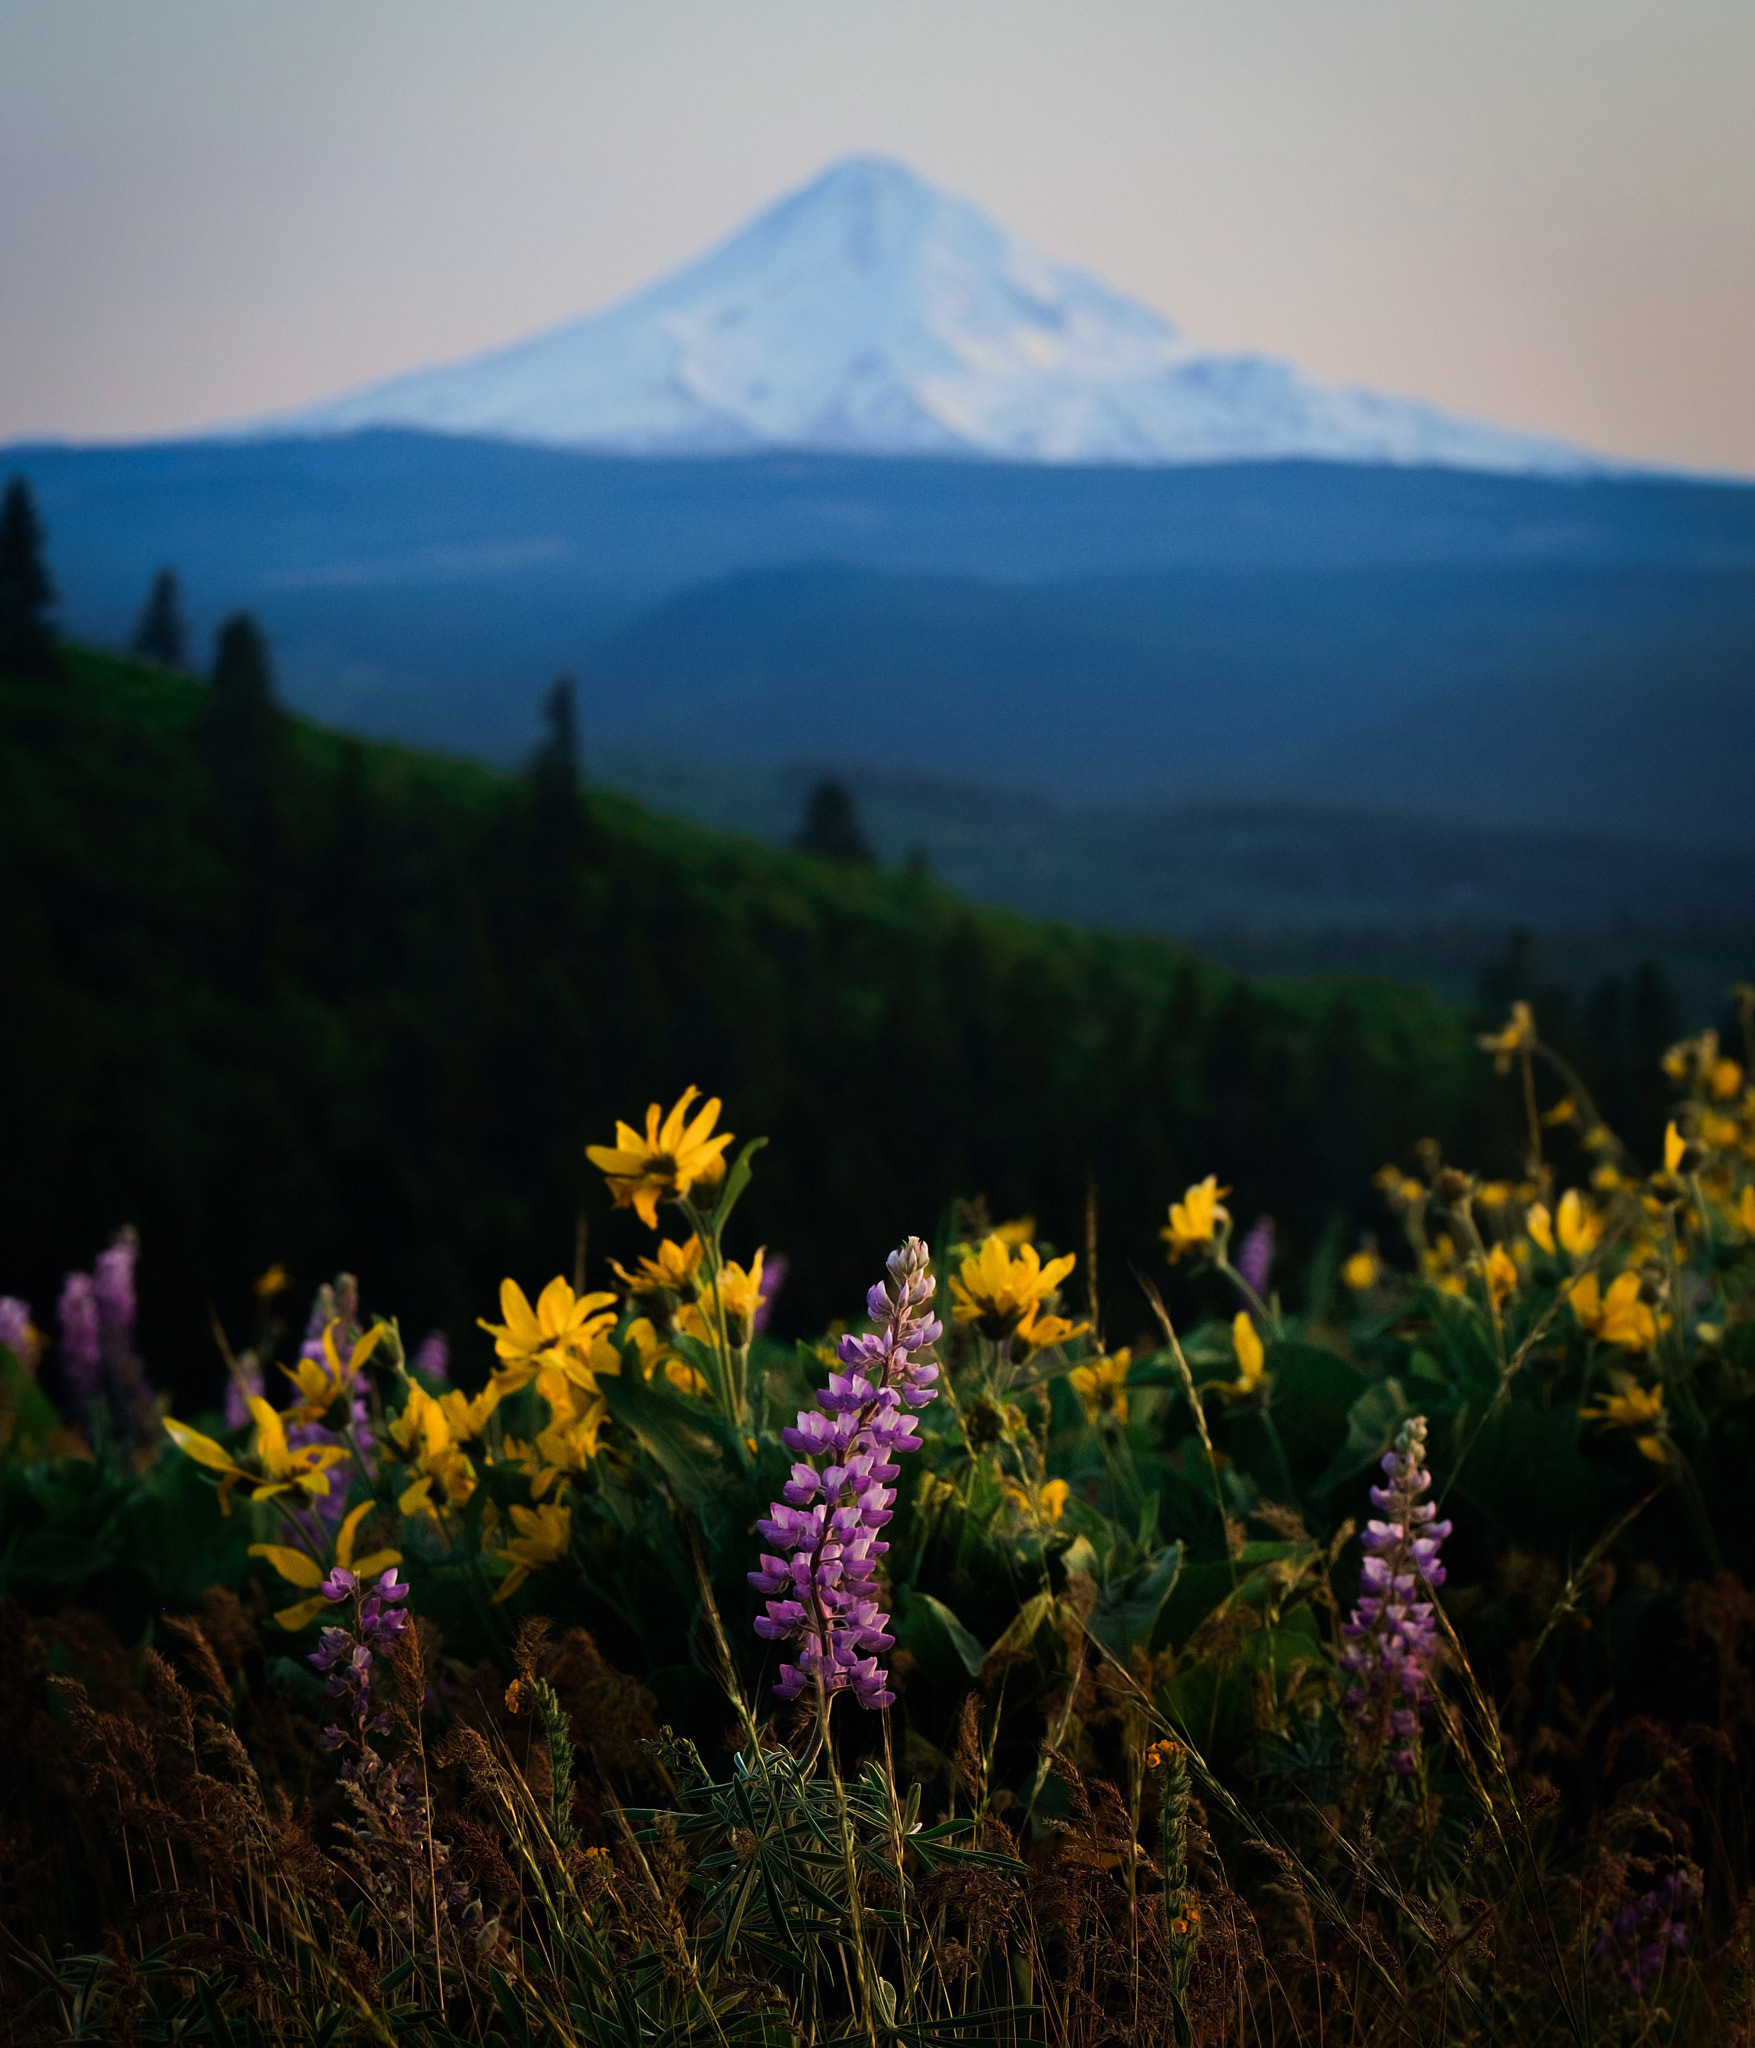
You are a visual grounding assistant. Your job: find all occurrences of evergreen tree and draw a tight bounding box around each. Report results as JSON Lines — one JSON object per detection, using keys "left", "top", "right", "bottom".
{"left": 132, "top": 568, "right": 188, "bottom": 669}
{"left": 201, "top": 612, "right": 284, "bottom": 845}
{"left": 530, "top": 673, "right": 586, "bottom": 876}
{"left": 0, "top": 477, "right": 59, "bottom": 679}
{"left": 792, "top": 778, "right": 874, "bottom": 864}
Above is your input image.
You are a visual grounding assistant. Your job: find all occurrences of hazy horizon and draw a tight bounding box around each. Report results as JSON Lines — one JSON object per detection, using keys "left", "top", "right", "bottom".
{"left": 3, "top": 0, "right": 1753, "bottom": 474}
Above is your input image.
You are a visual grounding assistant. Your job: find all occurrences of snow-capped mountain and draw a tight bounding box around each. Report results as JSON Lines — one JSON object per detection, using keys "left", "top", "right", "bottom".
{"left": 267, "top": 156, "right": 1594, "bottom": 473}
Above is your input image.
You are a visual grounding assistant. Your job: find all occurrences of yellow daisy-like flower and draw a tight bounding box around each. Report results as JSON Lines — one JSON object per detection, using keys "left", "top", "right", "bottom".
{"left": 527, "top": 1367, "right": 611, "bottom": 1497}
{"left": 250, "top": 1500, "right": 403, "bottom": 1632}
{"left": 950, "top": 1235, "right": 1077, "bottom": 1342}
{"left": 1579, "top": 1381, "right": 1669, "bottom": 1465}
{"left": 478, "top": 1277, "right": 618, "bottom": 1392}
{"left": 585, "top": 1087, "right": 733, "bottom": 1229}
{"left": 388, "top": 1384, "right": 479, "bottom": 1516}
{"left": 1161, "top": 1177, "right": 1230, "bottom": 1263}
{"left": 607, "top": 1235, "right": 704, "bottom": 1301}
{"left": 1342, "top": 1244, "right": 1382, "bottom": 1291}
{"left": 281, "top": 1318, "right": 384, "bottom": 1429}
{"left": 493, "top": 1501, "right": 572, "bottom": 1604}
{"left": 1069, "top": 1349, "right": 1131, "bottom": 1426}
{"left": 1567, "top": 1270, "right": 1658, "bottom": 1353}
{"left": 163, "top": 1398, "right": 347, "bottom": 1517}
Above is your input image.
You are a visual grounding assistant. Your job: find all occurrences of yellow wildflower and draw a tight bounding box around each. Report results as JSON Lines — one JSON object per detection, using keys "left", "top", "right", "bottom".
{"left": 1482, "top": 1243, "right": 1518, "bottom": 1312}
{"left": 1738, "top": 1185, "right": 1755, "bottom": 1237}
{"left": 437, "top": 1380, "right": 501, "bottom": 1444}
{"left": 493, "top": 1501, "right": 572, "bottom": 1603}
{"left": 1342, "top": 1244, "right": 1382, "bottom": 1290}
{"left": 1556, "top": 1189, "right": 1601, "bottom": 1258}
{"left": 1527, "top": 1204, "right": 1555, "bottom": 1254}
{"left": 1016, "top": 1302, "right": 1091, "bottom": 1355}
{"left": 1664, "top": 1121, "right": 1686, "bottom": 1175}
{"left": 282, "top": 1318, "right": 384, "bottom": 1429}
{"left": 163, "top": 1398, "right": 347, "bottom": 1516}
{"left": 389, "top": 1384, "right": 479, "bottom": 1516}
{"left": 528, "top": 1367, "right": 610, "bottom": 1496}
{"left": 992, "top": 1216, "right": 1036, "bottom": 1248}
{"left": 1699, "top": 1111, "right": 1741, "bottom": 1152}
{"left": 607, "top": 1235, "right": 703, "bottom": 1300}
{"left": 1567, "top": 1271, "right": 1658, "bottom": 1352}
{"left": 253, "top": 1262, "right": 291, "bottom": 1298}
{"left": 1217, "top": 1312, "right": 1266, "bottom": 1398}
{"left": 950, "top": 1235, "right": 1078, "bottom": 1342}
{"left": 478, "top": 1277, "right": 618, "bottom": 1392}
{"left": 250, "top": 1500, "right": 402, "bottom": 1632}
{"left": 1069, "top": 1350, "right": 1131, "bottom": 1426}
{"left": 1161, "top": 1176, "right": 1231, "bottom": 1263}
{"left": 677, "top": 1250, "right": 767, "bottom": 1349}
{"left": 1709, "top": 1057, "right": 1744, "bottom": 1101}
{"left": 1541, "top": 1096, "right": 1577, "bottom": 1126}
{"left": 1579, "top": 1381, "right": 1669, "bottom": 1465}
{"left": 585, "top": 1087, "right": 733, "bottom": 1228}
{"left": 1000, "top": 1474, "right": 1070, "bottom": 1523}
{"left": 1477, "top": 1001, "right": 1535, "bottom": 1073}
{"left": 1477, "top": 1182, "right": 1512, "bottom": 1209}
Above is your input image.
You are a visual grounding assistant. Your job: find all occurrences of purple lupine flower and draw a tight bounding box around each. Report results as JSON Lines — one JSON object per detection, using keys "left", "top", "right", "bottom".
{"left": 309, "top": 1565, "right": 409, "bottom": 1758}
{"left": 57, "top": 1272, "right": 103, "bottom": 1413}
{"left": 289, "top": 1396, "right": 373, "bottom": 1526}
{"left": 753, "top": 1254, "right": 788, "bottom": 1335}
{"left": 93, "top": 1227, "right": 158, "bottom": 1436}
{"left": 1592, "top": 1869, "right": 1699, "bottom": 1995}
{"left": 223, "top": 1351, "right": 267, "bottom": 1431}
{"left": 749, "top": 1236, "right": 941, "bottom": 1713}
{"left": 0, "top": 1296, "right": 38, "bottom": 1370}
{"left": 1236, "top": 1217, "right": 1275, "bottom": 1300}
{"left": 1339, "top": 1414, "right": 1451, "bottom": 1775}
{"left": 413, "top": 1329, "right": 450, "bottom": 1383}
{"left": 92, "top": 1231, "right": 137, "bottom": 1351}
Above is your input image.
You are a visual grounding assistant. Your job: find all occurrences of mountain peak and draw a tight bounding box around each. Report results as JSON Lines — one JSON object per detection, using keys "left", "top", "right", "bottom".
{"left": 264, "top": 158, "right": 1594, "bottom": 473}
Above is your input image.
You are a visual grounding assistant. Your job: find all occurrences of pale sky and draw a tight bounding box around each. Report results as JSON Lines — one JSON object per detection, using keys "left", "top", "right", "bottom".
{"left": 2, "top": 0, "right": 1752, "bottom": 471}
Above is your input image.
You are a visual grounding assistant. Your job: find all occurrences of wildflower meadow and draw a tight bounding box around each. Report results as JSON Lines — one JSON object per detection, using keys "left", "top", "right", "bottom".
{"left": 6, "top": 994, "right": 1755, "bottom": 2047}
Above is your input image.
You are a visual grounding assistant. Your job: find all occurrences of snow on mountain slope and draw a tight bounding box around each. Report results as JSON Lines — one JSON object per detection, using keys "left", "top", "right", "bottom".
{"left": 266, "top": 156, "right": 1596, "bottom": 473}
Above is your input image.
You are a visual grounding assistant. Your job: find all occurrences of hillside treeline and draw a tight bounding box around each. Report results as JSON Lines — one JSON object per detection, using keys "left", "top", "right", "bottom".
{"left": 0, "top": 643, "right": 1611, "bottom": 1398}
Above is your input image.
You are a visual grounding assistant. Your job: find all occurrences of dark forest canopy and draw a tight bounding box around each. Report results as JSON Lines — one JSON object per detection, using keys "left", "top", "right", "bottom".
{"left": 3, "top": 644, "right": 1667, "bottom": 1409}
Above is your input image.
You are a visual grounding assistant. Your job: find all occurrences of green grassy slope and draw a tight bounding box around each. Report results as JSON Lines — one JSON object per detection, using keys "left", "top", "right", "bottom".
{"left": 1, "top": 648, "right": 1503, "bottom": 1399}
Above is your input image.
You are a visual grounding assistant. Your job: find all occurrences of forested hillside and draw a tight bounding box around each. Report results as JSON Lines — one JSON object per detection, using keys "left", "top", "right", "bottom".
{"left": 0, "top": 645, "right": 1534, "bottom": 1398}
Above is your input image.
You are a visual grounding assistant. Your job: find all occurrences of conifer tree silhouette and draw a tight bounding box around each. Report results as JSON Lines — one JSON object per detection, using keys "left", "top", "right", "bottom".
{"left": 792, "top": 778, "right": 874, "bottom": 863}
{"left": 0, "top": 477, "right": 59, "bottom": 679}
{"left": 132, "top": 568, "right": 188, "bottom": 669}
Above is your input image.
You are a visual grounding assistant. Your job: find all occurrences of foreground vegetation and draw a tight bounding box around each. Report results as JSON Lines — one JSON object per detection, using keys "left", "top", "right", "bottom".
{"left": 5, "top": 996, "right": 1755, "bottom": 2044}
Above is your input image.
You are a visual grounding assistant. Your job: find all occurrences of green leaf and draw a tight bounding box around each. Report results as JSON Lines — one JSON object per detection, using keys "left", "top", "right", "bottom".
{"left": 1087, "top": 1543, "right": 1184, "bottom": 1659}
{"left": 897, "top": 1591, "right": 989, "bottom": 1678}
{"left": 710, "top": 1135, "right": 770, "bottom": 1236}
{"left": 1309, "top": 1378, "right": 1410, "bottom": 1497}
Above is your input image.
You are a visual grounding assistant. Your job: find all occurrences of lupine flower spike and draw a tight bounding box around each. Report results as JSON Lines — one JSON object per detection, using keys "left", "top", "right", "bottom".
{"left": 1340, "top": 1414, "right": 1451, "bottom": 1774}
{"left": 749, "top": 1236, "right": 941, "bottom": 1713}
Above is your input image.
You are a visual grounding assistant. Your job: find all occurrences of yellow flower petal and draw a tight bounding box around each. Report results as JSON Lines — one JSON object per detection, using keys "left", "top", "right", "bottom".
{"left": 248, "top": 1543, "right": 325, "bottom": 1588}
